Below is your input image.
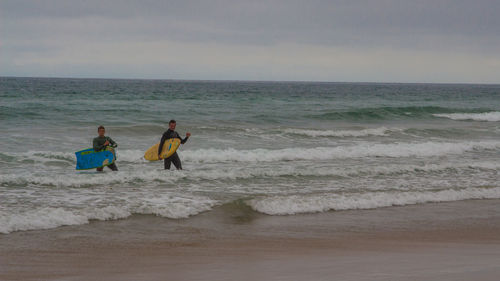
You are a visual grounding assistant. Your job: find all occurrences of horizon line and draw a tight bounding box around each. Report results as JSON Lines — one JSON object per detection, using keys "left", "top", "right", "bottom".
{"left": 1, "top": 75, "right": 499, "bottom": 86}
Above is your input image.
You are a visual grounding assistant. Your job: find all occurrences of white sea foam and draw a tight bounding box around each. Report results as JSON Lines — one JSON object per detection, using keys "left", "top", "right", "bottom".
{"left": 113, "top": 149, "right": 149, "bottom": 162}
{"left": 5, "top": 149, "right": 148, "bottom": 164}
{"left": 3, "top": 158, "right": 500, "bottom": 188}
{"left": 0, "top": 169, "right": 178, "bottom": 187}
{"left": 433, "top": 112, "right": 500, "bottom": 122}
{"left": 0, "top": 195, "right": 217, "bottom": 234}
{"left": 182, "top": 141, "right": 500, "bottom": 163}
{"left": 6, "top": 139, "right": 500, "bottom": 167}
{"left": 25, "top": 151, "right": 75, "bottom": 163}
{"left": 247, "top": 187, "right": 500, "bottom": 215}
{"left": 0, "top": 206, "right": 130, "bottom": 234}
{"left": 283, "top": 127, "right": 393, "bottom": 137}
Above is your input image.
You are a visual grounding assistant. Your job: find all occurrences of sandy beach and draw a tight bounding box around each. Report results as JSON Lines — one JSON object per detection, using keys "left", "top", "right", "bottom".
{"left": 1, "top": 199, "right": 500, "bottom": 281}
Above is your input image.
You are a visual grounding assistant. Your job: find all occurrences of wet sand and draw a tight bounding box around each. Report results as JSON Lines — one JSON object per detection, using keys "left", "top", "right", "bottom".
{"left": 1, "top": 199, "right": 500, "bottom": 281}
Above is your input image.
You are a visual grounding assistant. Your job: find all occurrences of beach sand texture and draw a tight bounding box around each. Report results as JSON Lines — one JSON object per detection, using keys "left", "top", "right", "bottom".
{"left": 2, "top": 199, "right": 500, "bottom": 281}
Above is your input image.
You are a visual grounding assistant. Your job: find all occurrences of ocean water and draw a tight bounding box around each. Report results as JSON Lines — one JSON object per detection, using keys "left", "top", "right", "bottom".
{"left": 1, "top": 77, "right": 500, "bottom": 234}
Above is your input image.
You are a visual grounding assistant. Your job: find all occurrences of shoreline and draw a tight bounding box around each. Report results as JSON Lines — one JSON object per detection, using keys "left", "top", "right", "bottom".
{"left": 2, "top": 199, "right": 500, "bottom": 281}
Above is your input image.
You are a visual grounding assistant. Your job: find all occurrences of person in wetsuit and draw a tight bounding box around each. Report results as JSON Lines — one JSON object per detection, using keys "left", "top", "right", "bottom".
{"left": 158, "top": 120, "right": 191, "bottom": 170}
{"left": 93, "top": 125, "right": 118, "bottom": 172}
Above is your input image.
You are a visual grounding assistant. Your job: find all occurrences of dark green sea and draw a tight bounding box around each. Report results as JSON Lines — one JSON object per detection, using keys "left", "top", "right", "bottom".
{"left": 1, "top": 77, "right": 500, "bottom": 233}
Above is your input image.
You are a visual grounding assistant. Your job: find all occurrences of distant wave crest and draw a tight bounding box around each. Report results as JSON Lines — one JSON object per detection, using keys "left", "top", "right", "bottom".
{"left": 433, "top": 112, "right": 500, "bottom": 122}
{"left": 312, "top": 106, "right": 464, "bottom": 120}
{"left": 283, "top": 127, "right": 393, "bottom": 137}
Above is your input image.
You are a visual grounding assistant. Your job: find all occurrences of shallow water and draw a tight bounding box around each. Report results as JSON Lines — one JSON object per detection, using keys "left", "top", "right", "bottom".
{"left": 1, "top": 77, "right": 500, "bottom": 233}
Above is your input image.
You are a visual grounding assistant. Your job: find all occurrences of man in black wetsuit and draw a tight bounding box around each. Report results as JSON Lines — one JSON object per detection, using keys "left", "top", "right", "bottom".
{"left": 93, "top": 125, "right": 118, "bottom": 172}
{"left": 158, "top": 120, "right": 191, "bottom": 170}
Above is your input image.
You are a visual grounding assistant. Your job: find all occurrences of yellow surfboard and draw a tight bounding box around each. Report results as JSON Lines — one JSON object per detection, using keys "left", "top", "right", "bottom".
{"left": 144, "top": 138, "right": 181, "bottom": 161}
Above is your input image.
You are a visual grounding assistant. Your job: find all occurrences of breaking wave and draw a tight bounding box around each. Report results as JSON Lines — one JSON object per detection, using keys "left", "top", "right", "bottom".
{"left": 0, "top": 195, "right": 217, "bottom": 234}
{"left": 182, "top": 141, "right": 500, "bottom": 163}
{"left": 247, "top": 187, "right": 500, "bottom": 215}
{"left": 3, "top": 140, "right": 500, "bottom": 166}
{"left": 2, "top": 160, "right": 500, "bottom": 188}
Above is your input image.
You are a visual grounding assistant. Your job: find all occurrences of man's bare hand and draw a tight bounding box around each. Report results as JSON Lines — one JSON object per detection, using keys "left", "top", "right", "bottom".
{"left": 186, "top": 132, "right": 191, "bottom": 137}
{"left": 103, "top": 140, "right": 110, "bottom": 146}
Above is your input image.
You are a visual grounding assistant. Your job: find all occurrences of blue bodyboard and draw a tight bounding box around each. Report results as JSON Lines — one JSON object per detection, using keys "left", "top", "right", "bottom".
{"left": 75, "top": 147, "right": 116, "bottom": 170}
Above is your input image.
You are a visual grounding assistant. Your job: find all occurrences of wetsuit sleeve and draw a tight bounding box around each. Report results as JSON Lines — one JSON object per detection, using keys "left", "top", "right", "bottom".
{"left": 107, "top": 137, "right": 118, "bottom": 148}
{"left": 93, "top": 138, "right": 106, "bottom": 152}
{"left": 174, "top": 132, "right": 189, "bottom": 144}
{"left": 158, "top": 133, "right": 167, "bottom": 156}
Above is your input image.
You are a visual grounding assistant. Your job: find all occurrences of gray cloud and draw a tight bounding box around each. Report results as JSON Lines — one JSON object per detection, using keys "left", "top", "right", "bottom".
{"left": 1, "top": 0, "right": 499, "bottom": 82}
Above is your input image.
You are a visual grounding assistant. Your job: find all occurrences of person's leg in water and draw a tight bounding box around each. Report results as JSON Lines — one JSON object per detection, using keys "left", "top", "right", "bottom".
{"left": 164, "top": 157, "right": 172, "bottom": 170}
{"left": 171, "top": 152, "right": 182, "bottom": 170}
{"left": 107, "top": 163, "right": 118, "bottom": 171}
{"left": 96, "top": 163, "right": 118, "bottom": 172}
{"left": 164, "top": 152, "right": 182, "bottom": 170}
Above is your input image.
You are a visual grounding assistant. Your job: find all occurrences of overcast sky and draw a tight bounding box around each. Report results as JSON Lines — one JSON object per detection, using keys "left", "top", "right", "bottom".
{"left": 1, "top": 0, "right": 499, "bottom": 83}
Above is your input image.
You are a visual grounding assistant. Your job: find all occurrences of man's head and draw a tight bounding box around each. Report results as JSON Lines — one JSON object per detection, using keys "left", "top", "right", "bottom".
{"left": 169, "top": 120, "right": 176, "bottom": 130}
{"left": 98, "top": 125, "right": 105, "bottom": 137}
